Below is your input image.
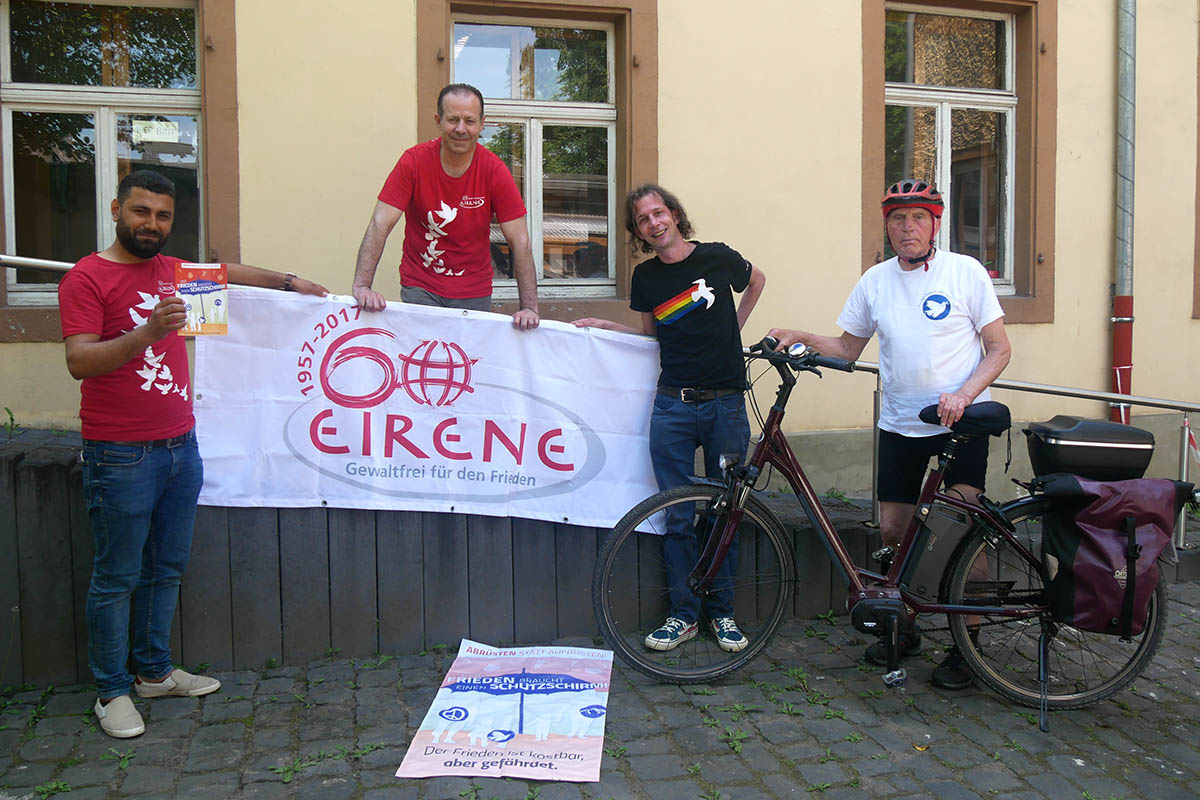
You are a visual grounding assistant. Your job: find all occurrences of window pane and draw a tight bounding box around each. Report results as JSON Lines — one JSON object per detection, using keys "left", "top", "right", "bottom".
{"left": 117, "top": 114, "right": 201, "bottom": 261}
{"left": 128, "top": 6, "right": 197, "bottom": 89}
{"left": 10, "top": 1, "right": 196, "bottom": 89}
{"left": 480, "top": 122, "right": 526, "bottom": 281}
{"left": 10, "top": 1, "right": 102, "bottom": 85}
{"left": 950, "top": 108, "right": 1007, "bottom": 279}
{"left": 454, "top": 23, "right": 607, "bottom": 102}
{"left": 542, "top": 125, "right": 608, "bottom": 280}
{"left": 12, "top": 112, "right": 97, "bottom": 283}
{"left": 885, "top": 11, "right": 1004, "bottom": 90}
{"left": 884, "top": 104, "right": 937, "bottom": 187}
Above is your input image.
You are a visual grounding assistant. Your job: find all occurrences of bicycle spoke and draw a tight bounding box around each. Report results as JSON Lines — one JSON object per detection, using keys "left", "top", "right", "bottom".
{"left": 593, "top": 486, "right": 794, "bottom": 684}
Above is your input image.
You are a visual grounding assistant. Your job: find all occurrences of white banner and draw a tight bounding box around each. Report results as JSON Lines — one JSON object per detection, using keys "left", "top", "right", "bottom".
{"left": 194, "top": 289, "right": 660, "bottom": 528}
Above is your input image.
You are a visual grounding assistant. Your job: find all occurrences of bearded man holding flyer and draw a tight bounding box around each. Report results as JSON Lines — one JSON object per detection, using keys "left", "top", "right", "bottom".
{"left": 58, "top": 170, "right": 327, "bottom": 738}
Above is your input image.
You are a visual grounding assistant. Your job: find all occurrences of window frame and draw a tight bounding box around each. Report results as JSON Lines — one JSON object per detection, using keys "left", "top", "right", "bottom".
{"left": 418, "top": 0, "right": 657, "bottom": 314}
{"left": 0, "top": 0, "right": 203, "bottom": 306}
{"left": 0, "top": 0, "right": 239, "bottom": 342}
{"left": 451, "top": 16, "right": 618, "bottom": 297}
{"left": 864, "top": 0, "right": 1057, "bottom": 324}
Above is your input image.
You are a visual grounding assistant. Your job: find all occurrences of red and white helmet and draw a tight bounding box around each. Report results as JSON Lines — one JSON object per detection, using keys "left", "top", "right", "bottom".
{"left": 881, "top": 179, "right": 944, "bottom": 220}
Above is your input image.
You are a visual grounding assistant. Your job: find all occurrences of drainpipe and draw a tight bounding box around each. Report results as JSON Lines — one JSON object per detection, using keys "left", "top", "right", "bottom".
{"left": 1111, "top": 0, "right": 1136, "bottom": 424}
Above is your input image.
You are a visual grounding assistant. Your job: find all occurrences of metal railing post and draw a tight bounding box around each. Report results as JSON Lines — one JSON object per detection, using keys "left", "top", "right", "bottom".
{"left": 871, "top": 375, "right": 881, "bottom": 527}
{"left": 1179, "top": 413, "right": 1192, "bottom": 548}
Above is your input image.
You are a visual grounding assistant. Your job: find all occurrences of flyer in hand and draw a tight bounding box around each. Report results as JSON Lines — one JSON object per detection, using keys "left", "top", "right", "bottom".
{"left": 176, "top": 262, "right": 228, "bottom": 335}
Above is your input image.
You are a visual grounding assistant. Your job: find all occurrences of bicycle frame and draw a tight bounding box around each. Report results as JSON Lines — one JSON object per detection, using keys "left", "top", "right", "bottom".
{"left": 687, "top": 353, "right": 1045, "bottom": 622}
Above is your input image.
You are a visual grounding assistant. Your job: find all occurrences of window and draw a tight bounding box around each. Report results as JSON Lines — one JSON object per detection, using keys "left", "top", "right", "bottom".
{"left": 865, "top": 0, "right": 1056, "bottom": 324}
{"left": 453, "top": 20, "right": 616, "bottom": 297}
{"left": 1, "top": 0, "right": 201, "bottom": 306}
{"left": 884, "top": 5, "right": 1015, "bottom": 287}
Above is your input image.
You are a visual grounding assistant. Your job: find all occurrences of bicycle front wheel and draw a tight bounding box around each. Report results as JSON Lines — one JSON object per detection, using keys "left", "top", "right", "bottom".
{"left": 944, "top": 496, "right": 1168, "bottom": 709}
{"left": 593, "top": 485, "right": 794, "bottom": 684}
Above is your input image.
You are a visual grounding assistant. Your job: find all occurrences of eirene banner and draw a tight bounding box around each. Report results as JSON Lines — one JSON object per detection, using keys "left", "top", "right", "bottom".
{"left": 194, "top": 289, "right": 660, "bottom": 528}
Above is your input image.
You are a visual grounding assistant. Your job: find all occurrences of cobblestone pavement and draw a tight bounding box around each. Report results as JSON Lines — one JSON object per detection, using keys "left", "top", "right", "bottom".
{"left": 2, "top": 581, "right": 1199, "bottom": 800}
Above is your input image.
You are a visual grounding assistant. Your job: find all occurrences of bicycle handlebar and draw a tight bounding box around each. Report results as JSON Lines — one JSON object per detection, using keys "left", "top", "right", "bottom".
{"left": 746, "top": 336, "right": 856, "bottom": 374}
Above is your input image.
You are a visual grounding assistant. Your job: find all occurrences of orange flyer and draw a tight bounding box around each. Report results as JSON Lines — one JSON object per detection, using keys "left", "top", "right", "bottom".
{"left": 176, "top": 262, "right": 228, "bottom": 336}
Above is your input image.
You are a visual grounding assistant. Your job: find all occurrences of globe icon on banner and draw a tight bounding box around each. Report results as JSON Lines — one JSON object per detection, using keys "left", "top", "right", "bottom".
{"left": 395, "top": 339, "right": 478, "bottom": 407}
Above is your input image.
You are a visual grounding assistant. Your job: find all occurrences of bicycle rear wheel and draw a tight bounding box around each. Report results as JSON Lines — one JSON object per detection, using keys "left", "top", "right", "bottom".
{"left": 593, "top": 485, "right": 794, "bottom": 684}
{"left": 944, "top": 496, "right": 1167, "bottom": 709}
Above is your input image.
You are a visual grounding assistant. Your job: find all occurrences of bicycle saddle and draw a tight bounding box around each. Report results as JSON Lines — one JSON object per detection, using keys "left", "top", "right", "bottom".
{"left": 918, "top": 400, "right": 1011, "bottom": 436}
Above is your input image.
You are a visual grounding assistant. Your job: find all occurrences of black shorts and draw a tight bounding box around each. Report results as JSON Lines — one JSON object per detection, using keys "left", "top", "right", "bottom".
{"left": 876, "top": 429, "right": 989, "bottom": 504}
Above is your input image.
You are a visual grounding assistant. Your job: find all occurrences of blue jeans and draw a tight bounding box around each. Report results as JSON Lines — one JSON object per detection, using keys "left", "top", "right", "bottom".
{"left": 81, "top": 432, "right": 203, "bottom": 698}
{"left": 649, "top": 392, "right": 751, "bottom": 623}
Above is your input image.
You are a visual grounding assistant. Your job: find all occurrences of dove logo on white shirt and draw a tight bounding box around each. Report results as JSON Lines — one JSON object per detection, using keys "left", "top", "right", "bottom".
{"left": 691, "top": 278, "right": 715, "bottom": 308}
{"left": 922, "top": 293, "right": 951, "bottom": 321}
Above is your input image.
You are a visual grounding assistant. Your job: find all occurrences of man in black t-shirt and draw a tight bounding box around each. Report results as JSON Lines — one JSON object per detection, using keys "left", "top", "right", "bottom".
{"left": 573, "top": 183, "right": 766, "bottom": 653}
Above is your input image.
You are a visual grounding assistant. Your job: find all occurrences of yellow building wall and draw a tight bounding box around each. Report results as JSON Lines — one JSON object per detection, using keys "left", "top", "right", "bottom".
{"left": 657, "top": 0, "right": 871, "bottom": 431}
{"left": 234, "top": 0, "right": 419, "bottom": 298}
{"left": 1, "top": 344, "right": 82, "bottom": 431}
{"left": 2, "top": 1, "right": 1197, "bottom": 436}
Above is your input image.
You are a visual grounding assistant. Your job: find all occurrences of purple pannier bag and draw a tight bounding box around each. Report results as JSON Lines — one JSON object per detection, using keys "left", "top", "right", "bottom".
{"left": 1037, "top": 475, "right": 1190, "bottom": 637}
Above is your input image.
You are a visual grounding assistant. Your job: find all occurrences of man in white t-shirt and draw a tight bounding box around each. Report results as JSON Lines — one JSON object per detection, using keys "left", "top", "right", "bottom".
{"left": 768, "top": 179, "right": 1011, "bottom": 689}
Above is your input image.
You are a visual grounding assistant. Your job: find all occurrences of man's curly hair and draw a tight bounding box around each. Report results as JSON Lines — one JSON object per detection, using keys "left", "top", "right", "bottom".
{"left": 625, "top": 183, "right": 694, "bottom": 255}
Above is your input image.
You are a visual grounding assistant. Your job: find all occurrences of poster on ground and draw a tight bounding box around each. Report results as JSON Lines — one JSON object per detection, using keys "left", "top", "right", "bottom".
{"left": 193, "top": 290, "right": 660, "bottom": 529}
{"left": 396, "top": 640, "right": 613, "bottom": 782}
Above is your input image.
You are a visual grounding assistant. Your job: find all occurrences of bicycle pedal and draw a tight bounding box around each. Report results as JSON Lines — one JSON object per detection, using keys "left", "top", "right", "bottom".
{"left": 882, "top": 668, "right": 907, "bottom": 688}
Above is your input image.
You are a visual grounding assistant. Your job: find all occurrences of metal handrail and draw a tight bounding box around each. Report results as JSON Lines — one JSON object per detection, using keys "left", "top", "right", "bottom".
{"left": 851, "top": 359, "right": 1196, "bottom": 546}
{"left": 1, "top": 254, "right": 72, "bottom": 273}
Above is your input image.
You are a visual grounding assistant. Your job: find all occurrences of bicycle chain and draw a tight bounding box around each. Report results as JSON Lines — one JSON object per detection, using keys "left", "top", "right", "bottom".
{"left": 914, "top": 614, "right": 1045, "bottom": 636}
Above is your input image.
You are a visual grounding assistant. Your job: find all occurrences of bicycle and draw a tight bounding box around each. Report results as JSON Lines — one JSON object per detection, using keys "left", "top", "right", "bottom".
{"left": 592, "top": 336, "right": 1189, "bottom": 711}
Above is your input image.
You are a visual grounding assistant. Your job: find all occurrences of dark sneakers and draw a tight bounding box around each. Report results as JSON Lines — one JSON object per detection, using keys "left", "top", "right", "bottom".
{"left": 863, "top": 626, "right": 923, "bottom": 666}
{"left": 930, "top": 645, "right": 974, "bottom": 690}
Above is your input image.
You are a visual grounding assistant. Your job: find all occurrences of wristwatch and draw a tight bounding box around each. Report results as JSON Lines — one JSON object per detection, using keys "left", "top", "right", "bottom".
{"left": 282, "top": 272, "right": 296, "bottom": 292}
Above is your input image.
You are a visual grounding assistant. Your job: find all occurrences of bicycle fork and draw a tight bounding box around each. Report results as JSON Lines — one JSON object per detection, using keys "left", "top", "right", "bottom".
{"left": 685, "top": 463, "right": 757, "bottom": 597}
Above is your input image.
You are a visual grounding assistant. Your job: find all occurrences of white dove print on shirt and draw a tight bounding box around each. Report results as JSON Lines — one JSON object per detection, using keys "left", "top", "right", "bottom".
{"left": 422, "top": 201, "right": 465, "bottom": 276}
{"left": 126, "top": 291, "right": 188, "bottom": 400}
{"left": 922, "top": 294, "right": 951, "bottom": 320}
{"left": 691, "top": 278, "right": 715, "bottom": 308}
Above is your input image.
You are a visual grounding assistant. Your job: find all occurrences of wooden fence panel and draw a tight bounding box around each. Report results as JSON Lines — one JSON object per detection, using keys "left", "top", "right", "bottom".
{"left": 279, "top": 507, "right": 330, "bottom": 664}
{"left": 66, "top": 462, "right": 93, "bottom": 686}
{"left": 422, "top": 512, "right": 469, "bottom": 646}
{"left": 512, "top": 519, "right": 558, "bottom": 643}
{"left": 467, "top": 515, "right": 514, "bottom": 645}
{"left": 181, "top": 506, "right": 234, "bottom": 671}
{"left": 793, "top": 526, "right": 834, "bottom": 619}
{"left": 0, "top": 437, "right": 27, "bottom": 689}
{"left": 554, "top": 524, "right": 600, "bottom": 637}
{"left": 377, "top": 511, "right": 424, "bottom": 653}
{"left": 595, "top": 527, "right": 638, "bottom": 644}
{"left": 15, "top": 448, "right": 80, "bottom": 685}
{"left": 329, "top": 508, "right": 378, "bottom": 658}
{"left": 228, "top": 508, "right": 281, "bottom": 669}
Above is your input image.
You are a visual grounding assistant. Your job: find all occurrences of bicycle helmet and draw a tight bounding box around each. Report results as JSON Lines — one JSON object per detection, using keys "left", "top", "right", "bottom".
{"left": 881, "top": 179, "right": 944, "bottom": 219}
{"left": 881, "top": 179, "right": 943, "bottom": 268}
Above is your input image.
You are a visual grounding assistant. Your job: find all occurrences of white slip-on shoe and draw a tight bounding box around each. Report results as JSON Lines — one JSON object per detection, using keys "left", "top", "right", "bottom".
{"left": 94, "top": 696, "right": 145, "bottom": 738}
{"left": 134, "top": 668, "right": 221, "bottom": 698}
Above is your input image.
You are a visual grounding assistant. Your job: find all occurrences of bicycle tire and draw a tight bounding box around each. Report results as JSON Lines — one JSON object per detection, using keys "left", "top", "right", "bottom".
{"left": 944, "top": 496, "right": 1168, "bottom": 709}
{"left": 592, "top": 485, "right": 794, "bottom": 684}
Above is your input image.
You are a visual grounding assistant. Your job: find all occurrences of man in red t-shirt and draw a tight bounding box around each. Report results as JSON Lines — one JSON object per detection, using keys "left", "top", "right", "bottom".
{"left": 350, "top": 83, "right": 540, "bottom": 329}
{"left": 58, "top": 170, "right": 327, "bottom": 739}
